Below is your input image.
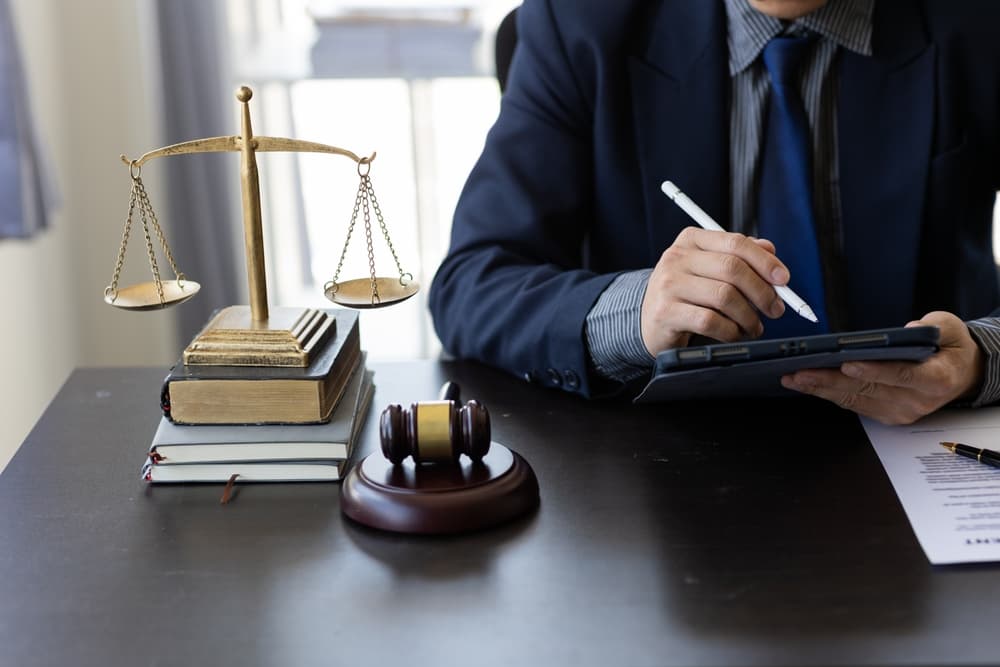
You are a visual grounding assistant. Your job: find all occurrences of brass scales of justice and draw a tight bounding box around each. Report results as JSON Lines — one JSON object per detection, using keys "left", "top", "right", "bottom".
{"left": 103, "top": 85, "right": 418, "bottom": 368}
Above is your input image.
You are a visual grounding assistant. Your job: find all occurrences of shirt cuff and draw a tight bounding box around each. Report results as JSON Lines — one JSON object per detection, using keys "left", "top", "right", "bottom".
{"left": 584, "top": 269, "right": 654, "bottom": 382}
{"left": 965, "top": 318, "right": 1000, "bottom": 407}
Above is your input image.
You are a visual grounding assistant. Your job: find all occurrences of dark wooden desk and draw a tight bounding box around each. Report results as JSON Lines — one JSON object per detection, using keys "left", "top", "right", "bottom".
{"left": 2, "top": 361, "right": 999, "bottom": 666}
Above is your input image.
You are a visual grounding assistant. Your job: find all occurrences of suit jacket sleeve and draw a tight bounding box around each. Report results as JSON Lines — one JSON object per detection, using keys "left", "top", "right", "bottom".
{"left": 428, "top": 0, "right": 619, "bottom": 396}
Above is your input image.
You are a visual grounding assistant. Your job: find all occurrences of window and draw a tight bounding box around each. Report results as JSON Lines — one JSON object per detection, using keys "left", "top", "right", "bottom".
{"left": 224, "top": 0, "right": 520, "bottom": 359}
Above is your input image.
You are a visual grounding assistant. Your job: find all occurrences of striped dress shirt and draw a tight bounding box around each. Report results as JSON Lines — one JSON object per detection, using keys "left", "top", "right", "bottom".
{"left": 584, "top": 0, "right": 1000, "bottom": 407}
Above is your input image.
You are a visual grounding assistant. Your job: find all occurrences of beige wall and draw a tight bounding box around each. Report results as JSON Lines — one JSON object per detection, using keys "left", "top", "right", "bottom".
{"left": 1, "top": 0, "right": 178, "bottom": 472}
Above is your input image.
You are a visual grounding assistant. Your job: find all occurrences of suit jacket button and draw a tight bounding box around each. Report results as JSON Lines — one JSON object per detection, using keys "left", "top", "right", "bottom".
{"left": 563, "top": 369, "right": 580, "bottom": 390}
{"left": 546, "top": 368, "right": 562, "bottom": 386}
{"left": 523, "top": 371, "right": 536, "bottom": 383}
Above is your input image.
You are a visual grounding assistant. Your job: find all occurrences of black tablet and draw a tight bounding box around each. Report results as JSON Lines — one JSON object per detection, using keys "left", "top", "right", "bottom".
{"left": 634, "top": 326, "right": 940, "bottom": 403}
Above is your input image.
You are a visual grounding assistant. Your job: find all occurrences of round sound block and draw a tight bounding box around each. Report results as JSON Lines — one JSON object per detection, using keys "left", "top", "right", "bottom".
{"left": 340, "top": 443, "right": 539, "bottom": 534}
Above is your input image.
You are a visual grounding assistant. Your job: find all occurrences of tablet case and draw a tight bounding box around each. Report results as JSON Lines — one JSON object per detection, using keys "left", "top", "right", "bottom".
{"left": 634, "top": 345, "right": 938, "bottom": 403}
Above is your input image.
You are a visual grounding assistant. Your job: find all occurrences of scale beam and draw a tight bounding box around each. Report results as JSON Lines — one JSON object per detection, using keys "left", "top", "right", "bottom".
{"left": 120, "top": 136, "right": 238, "bottom": 167}
{"left": 120, "top": 136, "right": 374, "bottom": 168}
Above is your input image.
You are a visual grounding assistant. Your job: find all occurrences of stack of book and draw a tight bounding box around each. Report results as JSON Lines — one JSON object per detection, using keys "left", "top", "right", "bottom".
{"left": 141, "top": 308, "right": 373, "bottom": 484}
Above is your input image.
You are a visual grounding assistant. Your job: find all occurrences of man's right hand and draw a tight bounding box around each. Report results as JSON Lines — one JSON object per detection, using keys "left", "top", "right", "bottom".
{"left": 640, "top": 227, "right": 790, "bottom": 355}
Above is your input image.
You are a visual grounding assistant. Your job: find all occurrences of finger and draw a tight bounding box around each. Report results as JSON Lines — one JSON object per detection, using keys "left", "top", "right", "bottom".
{"left": 840, "top": 360, "right": 929, "bottom": 391}
{"left": 751, "top": 237, "right": 776, "bottom": 254}
{"left": 841, "top": 346, "right": 975, "bottom": 403}
{"left": 781, "top": 373, "right": 879, "bottom": 417}
{"left": 675, "top": 275, "right": 765, "bottom": 337}
{"left": 925, "top": 312, "right": 969, "bottom": 347}
{"left": 910, "top": 311, "right": 973, "bottom": 350}
{"left": 684, "top": 248, "right": 786, "bottom": 319}
{"left": 781, "top": 370, "right": 929, "bottom": 424}
{"left": 657, "top": 300, "right": 746, "bottom": 344}
{"left": 676, "top": 227, "right": 790, "bottom": 286}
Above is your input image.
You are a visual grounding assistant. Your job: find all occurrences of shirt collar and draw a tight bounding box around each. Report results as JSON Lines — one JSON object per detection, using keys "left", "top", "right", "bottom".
{"left": 724, "top": 0, "right": 874, "bottom": 75}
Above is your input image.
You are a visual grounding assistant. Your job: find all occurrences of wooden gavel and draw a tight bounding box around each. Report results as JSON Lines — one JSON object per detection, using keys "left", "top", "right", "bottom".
{"left": 380, "top": 382, "right": 491, "bottom": 465}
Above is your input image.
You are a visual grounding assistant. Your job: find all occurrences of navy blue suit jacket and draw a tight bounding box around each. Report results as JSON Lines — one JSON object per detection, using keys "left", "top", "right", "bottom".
{"left": 429, "top": 0, "right": 1000, "bottom": 396}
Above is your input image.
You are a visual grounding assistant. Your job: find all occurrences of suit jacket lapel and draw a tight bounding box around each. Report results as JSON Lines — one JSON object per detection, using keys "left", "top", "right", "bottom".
{"left": 838, "top": 1, "right": 934, "bottom": 328}
{"left": 629, "top": 0, "right": 730, "bottom": 260}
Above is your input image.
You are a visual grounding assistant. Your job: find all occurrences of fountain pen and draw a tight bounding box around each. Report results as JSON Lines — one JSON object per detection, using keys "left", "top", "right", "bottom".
{"left": 939, "top": 441, "right": 1000, "bottom": 469}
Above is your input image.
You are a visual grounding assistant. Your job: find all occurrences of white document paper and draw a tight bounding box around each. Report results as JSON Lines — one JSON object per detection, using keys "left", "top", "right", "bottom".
{"left": 861, "top": 408, "right": 1000, "bottom": 564}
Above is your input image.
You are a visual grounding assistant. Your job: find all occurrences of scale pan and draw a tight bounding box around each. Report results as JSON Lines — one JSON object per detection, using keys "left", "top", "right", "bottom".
{"left": 104, "top": 279, "right": 201, "bottom": 310}
{"left": 325, "top": 277, "right": 419, "bottom": 309}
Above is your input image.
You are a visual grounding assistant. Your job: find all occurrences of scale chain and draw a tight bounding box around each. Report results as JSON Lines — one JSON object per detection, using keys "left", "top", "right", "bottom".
{"left": 136, "top": 176, "right": 185, "bottom": 284}
{"left": 136, "top": 177, "right": 166, "bottom": 305}
{"left": 364, "top": 175, "right": 408, "bottom": 283}
{"left": 326, "top": 176, "right": 366, "bottom": 294}
{"left": 106, "top": 181, "right": 141, "bottom": 300}
{"left": 360, "top": 177, "right": 381, "bottom": 304}
{"left": 105, "top": 167, "right": 188, "bottom": 307}
{"left": 324, "top": 162, "right": 413, "bottom": 307}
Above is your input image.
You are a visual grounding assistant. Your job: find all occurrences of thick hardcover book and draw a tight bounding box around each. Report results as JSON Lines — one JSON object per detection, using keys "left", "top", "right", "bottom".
{"left": 161, "top": 308, "right": 361, "bottom": 425}
{"left": 142, "top": 369, "right": 375, "bottom": 483}
{"left": 150, "top": 364, "right": 370, "bottom": 463}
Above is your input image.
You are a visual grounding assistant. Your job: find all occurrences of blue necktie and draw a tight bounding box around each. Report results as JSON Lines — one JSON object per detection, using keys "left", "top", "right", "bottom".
{"left": 757, "top": 35, "right": 829, "bottom": 337}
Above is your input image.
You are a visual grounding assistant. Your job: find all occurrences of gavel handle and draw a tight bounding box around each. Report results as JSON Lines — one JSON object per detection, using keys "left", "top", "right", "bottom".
{"left": 438, "top": 381, "right": 461, "bottom": 403}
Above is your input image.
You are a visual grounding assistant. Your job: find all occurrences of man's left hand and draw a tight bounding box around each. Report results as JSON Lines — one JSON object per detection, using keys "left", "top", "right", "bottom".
{"left": 781, "top": 311, "right": 985, "bottom": 425}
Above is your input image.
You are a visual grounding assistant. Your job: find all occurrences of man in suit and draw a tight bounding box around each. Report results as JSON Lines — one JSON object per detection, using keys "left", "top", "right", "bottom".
{"left": 428, "top": 0, "right": 1000, "bottom": 424}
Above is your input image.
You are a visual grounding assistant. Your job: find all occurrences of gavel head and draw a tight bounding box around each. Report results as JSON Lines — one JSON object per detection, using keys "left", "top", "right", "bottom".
{"left": 380, "top": 399, "right": 491, "bottom": 465}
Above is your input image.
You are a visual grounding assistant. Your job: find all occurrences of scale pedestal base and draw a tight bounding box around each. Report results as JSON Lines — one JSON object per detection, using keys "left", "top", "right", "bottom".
{"left": 183, "top": 305, "right": 336, "bottom": 367}
{"left": 341, "top": 443, "right": 539, "bottom": 534}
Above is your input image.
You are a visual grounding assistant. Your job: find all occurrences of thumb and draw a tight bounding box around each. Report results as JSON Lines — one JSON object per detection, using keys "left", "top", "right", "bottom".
{"left": 910, "top": 311, "right": 965, "bottom": 346}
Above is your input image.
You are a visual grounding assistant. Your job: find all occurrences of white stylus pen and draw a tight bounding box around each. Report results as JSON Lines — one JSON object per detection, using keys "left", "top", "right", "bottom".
{"left": 660, "top": 180, "right": 819, "bottom": 324}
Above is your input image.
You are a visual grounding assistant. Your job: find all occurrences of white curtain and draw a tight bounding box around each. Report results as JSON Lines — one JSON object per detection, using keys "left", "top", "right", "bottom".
{"left": 153, "top": 0, "right": 243, "bottom": 345}
{"left": 0, "top": 0, "right": 55, "bottom": 239}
